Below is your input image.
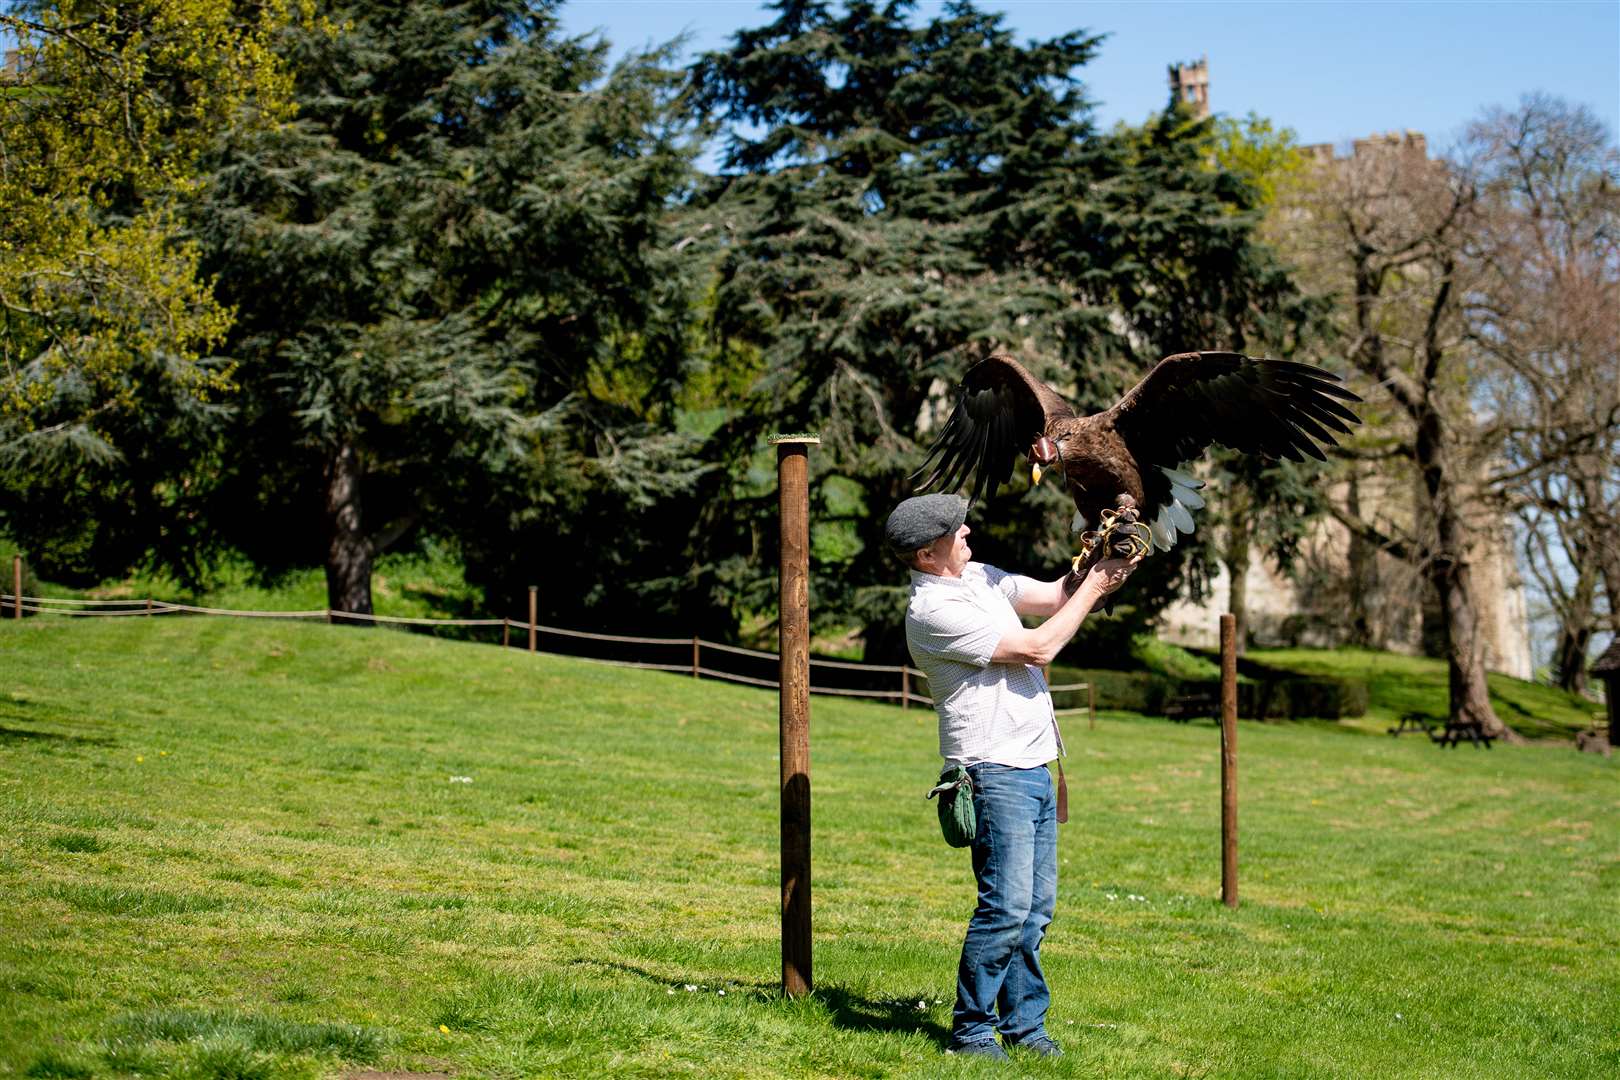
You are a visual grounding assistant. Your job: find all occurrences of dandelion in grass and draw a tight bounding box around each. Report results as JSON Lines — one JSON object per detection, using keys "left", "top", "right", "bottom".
{"left": 438, "top": 1024, "right": 450, "bottom": 1034}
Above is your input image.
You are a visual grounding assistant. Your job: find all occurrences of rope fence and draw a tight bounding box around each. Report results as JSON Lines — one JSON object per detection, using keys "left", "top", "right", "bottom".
{"left": 2, "top": 581, "right": 1095, "bottom": 724}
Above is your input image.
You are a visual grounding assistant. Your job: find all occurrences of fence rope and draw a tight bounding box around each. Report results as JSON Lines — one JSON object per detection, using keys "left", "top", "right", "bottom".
{"left": 6, "top": 595, "right": 156, "bottom": 606}
{"left": 329, "top": 610, "right": 505, "bottom": 627}
{"left": 6, "top": 591, "right": 1099, "bottom": 717}
{"left": 531, "top": 623, "right": 690, "bottom": 647}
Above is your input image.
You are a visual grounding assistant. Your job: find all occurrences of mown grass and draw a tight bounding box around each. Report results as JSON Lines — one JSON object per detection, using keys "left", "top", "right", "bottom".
{"left": 1249, "top": 648, "right": 1602, "bottom": 739}
{"left": 1, "top": 617, "right": 1615, "bottom": 1078}
{"left": 5, "top": 538, "right": 488, "bottom": 622}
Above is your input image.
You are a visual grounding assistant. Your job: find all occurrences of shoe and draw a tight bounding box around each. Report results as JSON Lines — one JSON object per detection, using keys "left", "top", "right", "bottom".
{"left": 1010, "top": 1034, "right": 1063, "bottom": 1057}
{"left": 945, "top": 1039, "right": 1009, "bottom": 1060}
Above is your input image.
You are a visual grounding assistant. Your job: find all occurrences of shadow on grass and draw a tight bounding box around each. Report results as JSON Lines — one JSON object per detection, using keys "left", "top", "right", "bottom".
{"left": 570, "top": 959, "right": 950, "bottom": 1044}
{"left": 816, "top": 985, "right": 950, "bottom": 1045}
{"left": 0, "top": 723, "right": 115, "bottom": 747}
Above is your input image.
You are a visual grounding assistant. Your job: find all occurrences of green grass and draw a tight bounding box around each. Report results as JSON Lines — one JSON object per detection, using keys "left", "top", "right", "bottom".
{"left": 1249, "top": 648, "right": 1602, "bottom": 739}
{"left": 1, "top": 618, "right": 1616, "bottom": 1078}
{"left": 7, "top": 538, "right": 488, "bottom": 621}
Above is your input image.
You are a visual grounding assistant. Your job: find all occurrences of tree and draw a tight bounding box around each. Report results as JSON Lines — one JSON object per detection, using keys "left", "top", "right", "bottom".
{"left": 0, "top": 1, "right": 296, "bottom": 468}
{"left": 687, "top": 0, "right": 1314, "bottom": 661}
{"left": 194, "top": 0, "right": 697, "bottom": 614}
{"left": 1287, "top": 131, "right": 1524, "bottom": 738}
{"left": 1206, "top": 114, "right": 1336, "bottom": 653}
{"left": 1462, "top": 96, "right": 1620, "bottom": 692}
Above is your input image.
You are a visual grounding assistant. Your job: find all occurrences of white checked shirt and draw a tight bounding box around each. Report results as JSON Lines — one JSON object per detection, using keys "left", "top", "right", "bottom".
{"left": 905, "top": 562, "right": 1059, "bottom": 768}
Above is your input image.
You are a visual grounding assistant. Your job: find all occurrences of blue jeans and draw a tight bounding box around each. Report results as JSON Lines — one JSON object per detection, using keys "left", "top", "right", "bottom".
{"left": 950, "top": 762, "right": 1057, "bottom": 1049}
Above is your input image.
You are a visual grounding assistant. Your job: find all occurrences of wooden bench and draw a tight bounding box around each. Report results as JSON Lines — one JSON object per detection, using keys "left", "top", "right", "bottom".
{"left": 1164, "top": 691, "right": 1220, "bottom": 724}
{"left": 1430, "top": 718, "right": 1495, "bottom": 749}
{"left": 1388, "top": 712, "right": 1437, "bottom": 737}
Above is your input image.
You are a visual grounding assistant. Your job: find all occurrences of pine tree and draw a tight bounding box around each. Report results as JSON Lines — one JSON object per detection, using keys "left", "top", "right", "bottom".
{"left": 0, "top": 0, "right": 296, "bottom": 568}
{"left": 195, "top": 0, "right": 696, "bottom": 614}
{"left": 687, "top": 0, "right": 1315, "bottom": 661}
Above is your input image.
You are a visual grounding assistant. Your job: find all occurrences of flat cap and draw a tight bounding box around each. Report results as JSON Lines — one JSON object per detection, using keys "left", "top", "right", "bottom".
{"left": 885, "top": 493, "right": 968, "bottom": 552}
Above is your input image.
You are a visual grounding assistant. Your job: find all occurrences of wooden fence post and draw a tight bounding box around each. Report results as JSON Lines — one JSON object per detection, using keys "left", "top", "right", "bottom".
{"left": 528, "top": 586, "right": 537, "bottom": 653}
{"left": 1220, "top": 613, "right": 1239, "bottom": 909}
{"left": 1088, "top": 682, "right": 1096, "bottom": 730}
{"left": 692, "top": 636, "right": 700, "bottom": 678}
{"left": 772, "top": 434, "right": 818, "bottom": 998}
{"left": 12, "top": 555, "right": 21, "bottom": 619}
{"left": 901, "top": 667, "right": 909, "bottom": 710}
{"left": 502, "top": 619, "right": 510, "bottom": 649}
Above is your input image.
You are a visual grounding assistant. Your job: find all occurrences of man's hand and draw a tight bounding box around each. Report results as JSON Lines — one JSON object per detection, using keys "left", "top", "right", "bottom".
{"left": 1063, "top": 553, "right": 1142, "bottom": 600}
{"left": 1085, "top": 554, "right": 1142, "bottom": 599}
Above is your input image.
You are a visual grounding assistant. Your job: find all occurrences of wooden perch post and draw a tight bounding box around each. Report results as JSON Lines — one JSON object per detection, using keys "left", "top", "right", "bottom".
{"left": 772, "top": 434, "right": 818, "bottom": 997}
{"left": 1221, "top": 613, "right": 1239, "bottom": 908}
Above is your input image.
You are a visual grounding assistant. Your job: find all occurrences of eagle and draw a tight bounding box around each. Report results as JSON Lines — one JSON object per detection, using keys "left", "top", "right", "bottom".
{"left": 911, "top": 351, "right": 1362, "bottom": 569}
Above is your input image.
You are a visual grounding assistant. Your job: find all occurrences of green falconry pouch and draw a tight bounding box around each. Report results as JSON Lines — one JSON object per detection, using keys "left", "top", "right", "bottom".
{"left": 926, "top": 765, "right": 976, "bottom": 847}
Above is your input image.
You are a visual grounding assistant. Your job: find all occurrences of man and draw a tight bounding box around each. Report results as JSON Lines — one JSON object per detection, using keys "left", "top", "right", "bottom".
{"left": 886, "top": 492, "right": 1140, "bottom": 1061}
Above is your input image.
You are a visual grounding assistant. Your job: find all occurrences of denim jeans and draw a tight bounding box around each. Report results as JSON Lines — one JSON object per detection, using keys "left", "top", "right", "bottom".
{"left": 950, "top": 761, "right": 1057, "bottom": 1048}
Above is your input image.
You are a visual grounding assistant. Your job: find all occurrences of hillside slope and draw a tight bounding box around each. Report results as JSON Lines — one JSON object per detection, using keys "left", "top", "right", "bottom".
{"left": 1, "top": 618, "right": 1615, "bottom": 1079}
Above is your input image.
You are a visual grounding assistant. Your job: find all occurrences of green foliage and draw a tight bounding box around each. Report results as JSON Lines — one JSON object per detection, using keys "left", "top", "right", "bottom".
{"left": 1, "top": 617, "right": 1615, "bottom": 1077}
{"left": 686, "top": 1, "right": 1320, "bottom": 657}
{"left": 1129, "top": 634, "right": 1220, "bottom": 681}
{"left": 1213, "top": 112, "right": 1309, "bottom": 209}
{"left": 0, "top": 1, "right": 303, "bottom": 460}
{"left": 190, "top": 0, "right": 703, "bottom": 612}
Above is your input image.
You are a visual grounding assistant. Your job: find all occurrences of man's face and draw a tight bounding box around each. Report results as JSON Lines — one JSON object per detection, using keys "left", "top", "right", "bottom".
{"left": 918, "top": 523, "right": 972, "bottom": 578}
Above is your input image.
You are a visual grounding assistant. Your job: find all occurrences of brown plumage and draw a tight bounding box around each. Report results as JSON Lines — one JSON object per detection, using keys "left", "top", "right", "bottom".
{"left": 911, "top": 351, "right": 1362, "bottom": 553}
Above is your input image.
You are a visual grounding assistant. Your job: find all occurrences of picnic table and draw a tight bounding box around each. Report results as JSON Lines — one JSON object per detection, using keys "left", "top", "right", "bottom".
{"left": 1388, "top": 712, "right": 1437, "bottom": 737}
{"left": 1430, "top": 717, "right": 1495, "bottom": 749}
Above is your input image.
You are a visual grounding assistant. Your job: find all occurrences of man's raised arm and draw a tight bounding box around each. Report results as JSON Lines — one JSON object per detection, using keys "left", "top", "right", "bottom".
{"left": 991, "top": 556, "right": 1140, "bottom": 667}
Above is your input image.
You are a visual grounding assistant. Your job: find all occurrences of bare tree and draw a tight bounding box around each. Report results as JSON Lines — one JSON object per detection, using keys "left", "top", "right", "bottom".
{"left": 1462, "top": 95, "right": 1620, "bottom": 693}
{"left": 1286, "top": 132, "right": 1523, "bottom": 739}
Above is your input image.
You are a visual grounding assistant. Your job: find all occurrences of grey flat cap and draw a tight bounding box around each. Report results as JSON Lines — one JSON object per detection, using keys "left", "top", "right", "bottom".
{"left": 885, "top": 493, "right": 968, "bottom": 552}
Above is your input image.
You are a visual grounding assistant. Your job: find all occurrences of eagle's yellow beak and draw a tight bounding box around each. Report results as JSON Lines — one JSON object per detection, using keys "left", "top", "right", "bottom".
{"left": 1031, "top": 462, "right": 1044, "bottom": 486}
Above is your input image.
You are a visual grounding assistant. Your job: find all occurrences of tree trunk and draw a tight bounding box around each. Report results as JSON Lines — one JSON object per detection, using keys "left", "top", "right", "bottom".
{"left": 1417, "top": 414, "right": 1519, "bottom": 742}
{"left": 1344, "top": 466, "right": 1375, "bottom": 648}
{"left": 1552, "top": 625, "right": 1592, "bottom": 695}
{"left": 1552, "top": 562, "right": 1598, "bottom": 694}
{"left": 324, "top": 439, "right": 374, "bottom": 617}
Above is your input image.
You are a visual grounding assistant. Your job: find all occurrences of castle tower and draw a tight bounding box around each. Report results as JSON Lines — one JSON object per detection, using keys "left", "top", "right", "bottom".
{"left": 1169, "top": 56, "right": 1210, "bottom": 118}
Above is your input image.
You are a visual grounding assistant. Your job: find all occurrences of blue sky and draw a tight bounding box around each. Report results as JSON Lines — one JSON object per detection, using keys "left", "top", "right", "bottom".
{"left": 560, "top": 0, "right": 1619, "bottom": 159}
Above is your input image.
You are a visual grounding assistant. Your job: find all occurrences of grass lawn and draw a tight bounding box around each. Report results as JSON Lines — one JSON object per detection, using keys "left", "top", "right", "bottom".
{"left": 1247, "top": 648, "right": 1603, "bottom": 740}
{"left": 1, "top": 617, "right": 1615, "bottom": 1078}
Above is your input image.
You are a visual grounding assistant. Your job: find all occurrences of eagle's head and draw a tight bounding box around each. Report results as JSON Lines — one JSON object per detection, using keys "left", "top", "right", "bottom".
{"left": 1027, "top": 436, "right": 1058, "bottom": 485}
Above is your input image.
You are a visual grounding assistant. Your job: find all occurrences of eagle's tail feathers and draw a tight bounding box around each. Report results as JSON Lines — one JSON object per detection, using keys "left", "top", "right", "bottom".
{"left": 1148, "top": 513, "right": 1176, "bottom": 551}
{"left": 1166, "top": 498, "right": 1197, "bottom": 534}
{"left": 1148, "top": 465, "right": 1206, "bottom": 550}
{"left": 1160, "top": 465, "right": 1204, "bottom": 489}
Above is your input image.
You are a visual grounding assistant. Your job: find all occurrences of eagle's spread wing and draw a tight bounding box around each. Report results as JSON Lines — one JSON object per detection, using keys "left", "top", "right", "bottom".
{"left": 911, "top": 353, "right": 1076, "bottom": 504}
{"left": 1108, "top": 352, "right": 1361, "bottom": 470}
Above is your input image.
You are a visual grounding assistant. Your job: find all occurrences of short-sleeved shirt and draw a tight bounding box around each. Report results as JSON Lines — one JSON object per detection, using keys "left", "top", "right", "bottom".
{"left": 905, "top": 562, "right": 1059, "bottom": 768}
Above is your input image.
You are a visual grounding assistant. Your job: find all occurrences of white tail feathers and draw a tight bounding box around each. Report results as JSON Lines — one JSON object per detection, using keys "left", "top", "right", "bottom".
{"left": 1151, "top": 465, "right": 1207, "bottom": 551}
